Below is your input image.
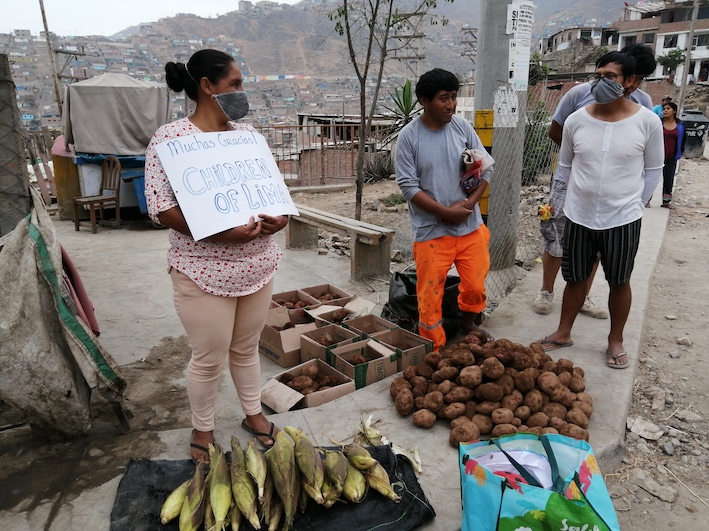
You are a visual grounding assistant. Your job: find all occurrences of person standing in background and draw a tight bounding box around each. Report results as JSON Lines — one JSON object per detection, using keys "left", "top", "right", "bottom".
{"left": 533, "top": 44, "right": 656, "bottom": 318}
{"left": 660, "top": 101, "right": 685, "bottom": 209}
{"left": 653, "top": 95, "right": 672, "bottom": 119}
{"left": 145, "top": 49, "right": 287, "bottom": 461}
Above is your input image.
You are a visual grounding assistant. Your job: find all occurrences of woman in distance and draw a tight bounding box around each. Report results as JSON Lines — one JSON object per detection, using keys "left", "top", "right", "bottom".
{"left": 145, "top": 49, "right": 287, "bottom": 461}
{"left": 660, "top": 101, "right": 685, "bottom": 209}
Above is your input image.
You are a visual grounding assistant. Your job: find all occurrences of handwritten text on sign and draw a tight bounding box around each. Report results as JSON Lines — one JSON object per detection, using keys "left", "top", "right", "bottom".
{"left": 155, "top": 130, "right": 299, "bottom": 241}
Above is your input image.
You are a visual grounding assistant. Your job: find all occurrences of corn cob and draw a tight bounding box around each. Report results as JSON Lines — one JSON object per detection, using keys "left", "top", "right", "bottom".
{"left": 321, "top": 476, "right": 340, "bottom": 508}
{"left": 364, "top": 461, "right": 401, "bottom": 502}
{"left": 230, "top": 501, "right": 242, "bottom": 530}
{"left": 265, "top": 431, "right": 297, "bottom": 530}
{"left": 245, "top": 438, "right": 268, "bottom": 502}
{"left": 323, "top": 450, "right": 348, "bottom": 493}
{"left": 259, "top": 467, "right": 274, "bottom": 524}
{"left": 204, "top": 492, "right": 215, "bottom": 531}
{"left": 179, "top": 460, "right": 207, "bottom": 531}
{"left": 344, "top": 444, "right": 378, "bottom": 470}
{"left": 267, "top": 498, "right": 283, "bottom": 531}
{"left": 230, "top": 436, "right": 261, "bottom": 530}
{"left": 342, "top": 461, "right": 367, "bottom": 503}
{"left": 208, "top": 442, "right": 232, "bottom": 530}
{"left": 284, "top": 426, "right": 325, "bottom": 505}
{"left": 159, "top": 479, "right": 190, "bottom": 525}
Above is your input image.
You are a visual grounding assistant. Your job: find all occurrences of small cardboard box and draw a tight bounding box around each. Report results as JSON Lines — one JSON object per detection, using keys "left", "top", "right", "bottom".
{"left": 329, "top": 339, "right": 398, "bottom": 389}
{"left": 300, "top": 283, "right": 355, "bottom": 306}
{"left": 260, "top": 359, "right": 355, "bottom": 413}
{"left": 259, "top": 306, "right": 318, "bottom": 367}
{"left": 300, "top": 324, "right": 360, "bottom": 363}
{"left": 342, "top": 314, "right": 400, "bottom": 338}
{"left": 370, "top": 328, "right": 434, "bottom": 371}
{"left": 271, "top": 289, "right": 320, "bottom": 309}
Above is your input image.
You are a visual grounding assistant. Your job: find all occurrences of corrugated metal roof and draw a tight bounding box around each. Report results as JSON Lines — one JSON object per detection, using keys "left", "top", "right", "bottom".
{"left": 628, "top": 2, "right": 666, "bottom": 15}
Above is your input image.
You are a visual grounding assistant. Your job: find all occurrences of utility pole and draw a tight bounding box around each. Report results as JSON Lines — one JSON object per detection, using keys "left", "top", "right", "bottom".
{"left": 475, "top": 0, "right": 534, "bottom": 299}
{"left": 392, "top": 14, "right": 425, "bottom": 80}
{"left": 460, "top": 25, "right": 479, "bottom": 77}
{"left": 678, "top": 0, "right": 700, "bottom": 112}
{"left": 39, "top": 0, "right": 63, "bottom": 117}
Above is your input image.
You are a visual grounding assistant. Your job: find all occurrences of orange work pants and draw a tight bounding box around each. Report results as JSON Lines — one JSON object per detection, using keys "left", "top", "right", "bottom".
{"left": 412, "top": 225, "right": 490, "bottom": 351}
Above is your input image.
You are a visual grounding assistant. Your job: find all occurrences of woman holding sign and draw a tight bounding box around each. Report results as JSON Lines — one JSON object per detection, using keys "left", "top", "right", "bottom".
{"left": 145, "top": 49, "right": 288, "bottom": 461}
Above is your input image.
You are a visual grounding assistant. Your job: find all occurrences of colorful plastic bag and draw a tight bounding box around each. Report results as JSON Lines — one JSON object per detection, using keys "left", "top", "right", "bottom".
{"left": 459, "top": 433, "right": 620, "bottom": 531}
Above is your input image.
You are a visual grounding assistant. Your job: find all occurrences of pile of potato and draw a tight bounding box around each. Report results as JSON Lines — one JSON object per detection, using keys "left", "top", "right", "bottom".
{"left": 389, "top": 333, "right": 594, "bottom": 448}
{"left": 279, "top": 364, "right": 343, "bottom": 395}
{"left": 274, "top": 297, "right": 312, "bottom": 309}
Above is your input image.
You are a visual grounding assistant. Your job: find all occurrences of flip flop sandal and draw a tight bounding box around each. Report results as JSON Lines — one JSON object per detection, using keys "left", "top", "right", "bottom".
{"left": 606, "top": 350, "right": 629, "bottom": 369}
{"left": 241, "top": 419, "right": 277, "bottom": 450}
{"left": 537, "top": 337, "right": 574, "bottom": 352}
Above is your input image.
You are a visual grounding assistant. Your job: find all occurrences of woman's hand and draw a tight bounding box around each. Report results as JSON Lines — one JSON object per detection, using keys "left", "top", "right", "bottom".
{"left": 259, "top": 214, "right": 289, "bottom": 235}
{"left": 209, "top": 216, "right": 262, "bottom": 244}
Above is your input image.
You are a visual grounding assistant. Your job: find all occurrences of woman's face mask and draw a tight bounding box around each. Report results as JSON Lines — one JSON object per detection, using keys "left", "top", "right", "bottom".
{"left": 590, "top": 77, "right": 625, "bottom": 105}
{"left": 213, "top": 90, "right": 249, "bottom": 121}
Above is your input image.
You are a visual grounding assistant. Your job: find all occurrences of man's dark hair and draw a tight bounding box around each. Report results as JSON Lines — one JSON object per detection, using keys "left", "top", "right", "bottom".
{"left": 620, "top": 43, "right": 657, "bottom": 78}
{"left": 415, "top": 68, "right": 459, "bottom": 101}
{"left": 165, "top": 49, "right": 236, "bottom": 101}
{"left": 596, "top": 51, "right": 637, "bottom": 78}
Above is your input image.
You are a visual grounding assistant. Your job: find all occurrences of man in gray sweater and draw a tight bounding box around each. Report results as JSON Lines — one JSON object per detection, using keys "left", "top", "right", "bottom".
{"left": 395, "top": 68, "right": 493, "bottom": 351}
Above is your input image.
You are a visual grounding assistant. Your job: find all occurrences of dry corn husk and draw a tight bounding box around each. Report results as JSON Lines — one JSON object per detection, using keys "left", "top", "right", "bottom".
{"left": 284, "top": 425, "right": 325, "bottom": 505}
{"left": 208, "top": 443, "right": 232, "bottom": 530}
{"left": 345, "top": 444, "right": 378, "bottom": 471}
{"left": 179, "top": 460, "right": 207, "bottom": 531}
{"left": 265, "top": 431, "right": 297, "bottom": 529}
{"left": 323, "top": 450, "right": 348, "bottom": 492}
{"left": 230, "top": 436, "right": 261, "bottom": 530}
{"left": 245, "top": 439, "right": 268, "bottom": 502}
{"left": 364, "top": 461, "right": 401, "bottom": 502}
{"left": 259, "top": 467, "right": 274, "bottom": 524}
{"left": 267, "top": 498, "right": 284, "bottom": 531}
{"left": 342, "top": 461, "right": 367, "bottom": 503}
{"left": 230, "top": 501, "right": 242, "bottom": 530}
{"left": 321, "top": 476, "right": 341, "bottom": 508}
{"left": 159, "top": 479, "right": 189, "bottom": 525}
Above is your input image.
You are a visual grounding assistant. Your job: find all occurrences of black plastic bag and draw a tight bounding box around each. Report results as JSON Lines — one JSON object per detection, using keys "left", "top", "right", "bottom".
{"left": 381, "top": 271, "right": 462, "bottom": 337}
{"left": 110, "top": 445, "right": 435, "bottom": 531}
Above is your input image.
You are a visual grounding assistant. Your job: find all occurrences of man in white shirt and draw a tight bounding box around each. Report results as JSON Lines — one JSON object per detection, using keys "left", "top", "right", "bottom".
{"left": 537, "top": 51, "right": 664, "bottom": 368}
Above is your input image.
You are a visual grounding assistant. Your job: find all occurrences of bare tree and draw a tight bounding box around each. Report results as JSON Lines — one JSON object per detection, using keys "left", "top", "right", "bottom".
{"left": 329, "top": 0, "right": 453, "bottom": 220}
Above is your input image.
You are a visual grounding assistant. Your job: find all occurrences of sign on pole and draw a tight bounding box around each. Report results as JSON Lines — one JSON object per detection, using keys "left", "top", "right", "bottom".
{"left": 506, "top": 1, "right": 535, "bottom": 91}
{"left": 155, "top": 130, "right": 299, "bottom": 241}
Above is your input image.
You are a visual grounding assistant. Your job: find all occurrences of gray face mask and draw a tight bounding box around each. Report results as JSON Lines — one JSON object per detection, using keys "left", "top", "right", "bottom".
{"left": 590, "top": 77, "right": 625, "bottom": 105}
{"left": 213, "top": 91, "right": 249, "bottom": 121}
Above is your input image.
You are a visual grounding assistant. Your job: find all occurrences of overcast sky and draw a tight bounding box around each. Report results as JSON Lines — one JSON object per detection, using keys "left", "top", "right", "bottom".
{"left": 5, "top": 0, "right": 300, "bottom": 37}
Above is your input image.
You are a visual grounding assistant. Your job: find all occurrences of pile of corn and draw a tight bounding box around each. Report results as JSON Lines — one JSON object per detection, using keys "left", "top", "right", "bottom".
{"left": 160, "top": 426, "right": 400, "bottom": 531}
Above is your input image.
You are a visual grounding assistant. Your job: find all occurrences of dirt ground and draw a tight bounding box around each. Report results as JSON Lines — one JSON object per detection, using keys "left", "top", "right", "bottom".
{"left": 291, "top": 163, "right": 709, "bottom": 527}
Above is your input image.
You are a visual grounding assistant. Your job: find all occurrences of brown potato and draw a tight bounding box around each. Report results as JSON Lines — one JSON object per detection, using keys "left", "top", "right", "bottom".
{"left": 409, "top": 375, "right": 429, "bottom": 389}
{"left": 437, "top": 380, "right": 454, "bottom": 396}
{"left": 495, "top": 375, "right": 515, "bottom": 396}
{"left": 445, "top": 386, "right": 475, "bottom": 404}
{"left": 414, "top": 396, "right": 425, "bottom": 410}
{"left": 514, "top": 405, "right": 532, "bottom": 422}
{"left": 412, "top": 409, "right": 437, "bottom": 428}
{"left": 424, "top": 351, "right": 442, "bottom": 369}
{"left": 389, "top": 377, "right": 412, "bottom": 399}
{"left": 556, "top": 358, "right": 574, "bottom": 374}
{"left": 491, "top": 408, "right": 515, "bottom": 425}
{"left": 300, "top": 364, "right": 319, "bottom": 380}
{"left": 523, "top": 390, "right": 544, "bottom": 413}
{"left": 575, "top": 392, "right": 594, "bottom": 406}
{"left": 550, "top": 417, "right": 567, "bottom": 430}
{"left": 481, "top": 357, "right": 505, "bottom": 380}
{"left": 566, "top": 408, "right": 590, "bottom": 429}
{"left": 491, "top": 424, "right": 518, "bottom": 437}
{"left": 291, "top": 375, "right": 315, "bottom": 392}
{"left": 464, "top": 400, "right": 477, "bottom": 419}
{"left": 450, "top": 349, "right": 475, "bottom": 367}
{"left": 571, "top": 401, "right": 594, "bottom": 418}
{"left": 432, "top": 366, "right": 460, "bottom": 383}
{"left": 501, "top": 389, "right": 524, "bottom": 411}
{"left": 572, "top": 367, "right": 585, "bottom": 379}
{"left": 543, "top": 402, "right": 568, "bottom": 421}
{"left": 513, "top": 368, "right": 538, "bottom": 394}
{"left": 412, "top": 382, "right": 430, "bottom": 398}
{"left": 527, "top": 412, "right": 550, "bottom": 428}
{"left": 557, "top": 371, "right": 573, "bottom": 388}
{"left": 459, "top": 365, "right": 483, "bottom": 388}
{"left": 451, "top": 416, "right": 471, "bottom": 429}
{"left": 537, "top": 372, "right": 562, "bottom": 396}
{"left": 423, "top": 391, "right": 445, "bottom": 412}
{"left": 568, "top": 376, "right": 586, "bottom": 394}
{"left": 471, "top": 414, "right": 493, "bottom": 434}
{"left": 560, "top": 423, "right": 589, "bottom": 441}
{"left": 511, "top": 417, "right": 522, "bottom": 427}
{"left": 417, "top": 363, "right": 434, "bottom": 379}
{"left": 511, "top": 352, "right": 534, "bottom": 371}
{"left": 301, "top": 387, "right": 316, "bottom": 395}
{"left": 479, "top": 382, "right": 505, "bottom": 402}
{"left": 402, "top": 365, "right": 418, "bottom": 381}
{"left": 395, "top": 389, "right": 414, "bottom": 416}
{"left": 442, "top": 402, "right": 467, "bottom": 420}
{"left": 449, "top": 422, "right": 481, "bottom": 448}
{"left": 541, "top": 427, "right": 559, "bottom": 435}
{"left": 476, "top": 400, "right": 502, "bottom": 416}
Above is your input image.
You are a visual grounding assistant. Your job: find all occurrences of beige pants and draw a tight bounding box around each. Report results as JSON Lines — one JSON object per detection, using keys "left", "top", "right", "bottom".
{"left": 170, "top": 269, "right": 274, "bottom": 431}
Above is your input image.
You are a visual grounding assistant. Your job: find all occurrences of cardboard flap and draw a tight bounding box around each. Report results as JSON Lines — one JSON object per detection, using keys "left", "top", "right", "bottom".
{"left": 343, "top": 297, "right": 377, "bottom": 318}
{"left": 260, "top": 378, "right": 304, "bottom": 413}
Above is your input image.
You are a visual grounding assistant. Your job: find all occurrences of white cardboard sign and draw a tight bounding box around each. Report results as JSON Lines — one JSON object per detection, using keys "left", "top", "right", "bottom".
{"left": 155, "top": 130, "right": 299, "bottom": 240}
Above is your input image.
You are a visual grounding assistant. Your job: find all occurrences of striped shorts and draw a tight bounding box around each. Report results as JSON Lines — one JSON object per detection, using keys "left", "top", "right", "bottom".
{"left": 561, "top": 218, "right": 641, "bottom": 285}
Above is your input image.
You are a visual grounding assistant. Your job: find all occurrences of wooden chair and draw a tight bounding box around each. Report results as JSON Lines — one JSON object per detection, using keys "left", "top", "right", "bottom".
{"left": 73, "top": 156, "right": 122, "bottom": 234}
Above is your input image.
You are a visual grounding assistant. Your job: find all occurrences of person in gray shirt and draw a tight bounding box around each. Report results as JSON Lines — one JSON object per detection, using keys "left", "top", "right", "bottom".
{"left": 395, "top": 68, "right": 493, "bottom": 351}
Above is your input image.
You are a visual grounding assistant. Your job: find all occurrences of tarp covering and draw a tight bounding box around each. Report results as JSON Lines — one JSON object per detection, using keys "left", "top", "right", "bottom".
{"left": 62, "top": 73, "right": 172, "bottom": 156}
{"left": 0, "top": 188, "right": 126, "bottom": 437}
